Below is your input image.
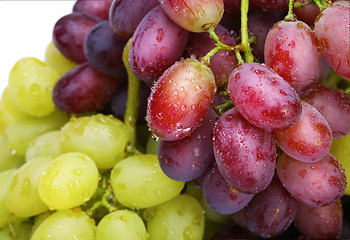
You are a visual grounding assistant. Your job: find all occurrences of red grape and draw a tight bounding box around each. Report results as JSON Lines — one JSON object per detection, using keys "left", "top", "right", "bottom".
{"left": 73, "top": 0, "right": 113, "bottom": 20}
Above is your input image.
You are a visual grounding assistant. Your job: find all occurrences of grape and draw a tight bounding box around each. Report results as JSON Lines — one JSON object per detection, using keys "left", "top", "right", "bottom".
{"left": 59, "top": 114, "right": 130, "bottom": 169}
{"left": 232, "top": 175, "right": 298, "bottom": 238}
{"left": 251, "top": 0, "right": 288, "bottom": 11}
{"left": 276, "top": 152, "right": 346, "bottom": 207}
{"left": 147, "top": 59, "right": 216, "bottom": 141}
{"left": 109, "top": 0, "right": 160, "bottom": 38}
{"left": 264, "top": 20, "right": 321, "bottom": 96}
{"left": 30, "top": 211, "right": 53, "bottom": 238}
{"left": 8, "top": 57, "right": 60, "bottom": 117}
{"left": 1, "top": 88, "right": 25, "bottom": 119}
{"left": 273, "top": 101, "right": 333, "bottom": 163}
{"left": 31, "top": 208, "right": 96, "bottom": 240}
{"left": 128, "top": 6, "right": 190, "bottom": 84}
{"left": 53, "top": 13, "right": 99, "bottom": 63}
{"left": 38, "top": 152, "right": 99, "bottom": 210}
{"left": 228, "top": 62, "right": 301, "bottom": 131}
{"left": 143, "top": 194, "right": 205, "bottom": 240}
{"left": 0, "top": 169, "right": 23, "bottom": 228}
{"left": 0, "top": 221, "right": 32, "bottom": 240}
{"left": 314, "top": 4, "right": 350, "bottom": 80}
{"left": 302, "top": 85, "right": 350, "bottom": 139}
{"left": 53, "top": 62, "right": 120, "bottom": 114}
{"left": 158, "top": 108, "right": 216, "bottom": 181}
{"left": 211, "top": 223, "right": 258, "bottom": 240}
{"left": 159, "top": 0, "right": 224, "bottom": 33}
{"left": 330, "top": 132, "right": 350, "bottom": 195}
{"left": 111, "top": 154, "right": 185, "bottom": 209}
{"left": 84, "top": 20, "right": 127, "bottom": 78}
{"left": 5, "top": 156, "right": 53, "bottom": 217}
{"left": 0, "top": 100, "right": 16, "bottom": 136}
{"left": 202, "top": 164, "right": 255, "bottom": 215}
{"left": 4, "top": 110, "right": 68, "bottom": 156}
{"left": 45, "top": 41, "right": 77, "bottom": 77}
{"left": 185, "top": 24, "right": 238, "bottom": 88}
{"left": 294, "top": 0, "right": 320, "bottom": 26}
{"left": 293, "top": 200, "right": 343, "bottom": 240}
{"left": 25, "top": 130, "right": 62, "bottom": 161}
{"left": 96, "top": 210, "right": 148, "bottom": 240}
{"left": 0, "top": 136, "right": 23, "bottom": 172}
{"left": 73, "top": 0, "right": 113, "bottom": 20}
{"left": 223, "top": 0, "right": 241, "bottom": 13}
{"left": 213, "top": 108, "right": 277, "bottom": 194}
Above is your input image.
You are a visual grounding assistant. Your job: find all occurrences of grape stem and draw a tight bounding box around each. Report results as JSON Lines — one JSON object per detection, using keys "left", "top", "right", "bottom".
{"left": 122, "top": 38, "right": 140, "bottom": 146}
{"left": 213, "top": 100, "right": 234, "bottom": 115}
{"left": 312, "top": 0, "right": 329, "bottom": 9}
{"left": 240, "top": 0, "right": 254, "bottom": 63}
{"left": 285, "top": 0, "right": 297, "bottom": 21}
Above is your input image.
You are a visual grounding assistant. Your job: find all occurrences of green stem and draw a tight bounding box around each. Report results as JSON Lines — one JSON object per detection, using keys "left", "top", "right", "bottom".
{"left": 213, "top": 100, "right": 234, "bottom": 115}
{"left": 240, "top": 0, "right": 254, "bottom": 63}
{"left": 312, "top": 0, "right": 326, "bottom": 9}
{"left": 285, "top": 0, "right": 297, "bottom": 21}
{"left": 234, "top": 49, "right": 245, "bottom": 66}
{"left": 293, "top": 0, "right": 313, "bottom": 8}
{"left": 122, "top": 38, "right": 141, "bottom": 146}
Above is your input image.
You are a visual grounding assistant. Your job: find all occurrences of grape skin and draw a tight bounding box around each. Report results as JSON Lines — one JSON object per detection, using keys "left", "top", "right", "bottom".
{"left": 213, "top": 108, "right": 277, "bottom": 194}
{"left": 73, "top": 0, "right": 113, "bottom": 20}
{"left": 276, "top": 152, "right": 346, "bottom": 207}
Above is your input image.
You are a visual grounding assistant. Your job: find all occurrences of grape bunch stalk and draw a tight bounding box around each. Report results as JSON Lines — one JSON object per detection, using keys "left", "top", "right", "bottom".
{"left": 0, "top": 0, "right": 349, "bottom": 239}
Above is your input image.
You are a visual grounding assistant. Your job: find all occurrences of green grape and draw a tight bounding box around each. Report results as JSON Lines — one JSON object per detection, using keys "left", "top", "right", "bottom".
{"left": 330, "top": 133, "right": 350, "bottom": 195}
{"left": 5, "top": 156, "right": 53, "bottom": 218}
{"left": 31, "top": 208, "right": 96, "bottom": 240}
{"left": 4, "top": 110, "right": 68, "bottom": 155}
{"left": 1, "top": 87, "right": 25, "bottom": 118}
{"left": 0, "top": 221, "right": 32, "bottom": 240}
{"left": 39, "top": 152, "right": 99, "bottom": 210}
{"left": 0, "top": 169, "right": 24, "bottom": 228}
{"left": 45, "top": 41, "right": 77, "bottom": 77}
{"left": 60, "top": 114, "right": 130, "bottom": 169}
{"left": 0, "top": 100, "right": 16, "bottom": 136}
{"left": 111, "top": 154, "right": 185, "bottom": 209}
{"left": 96, "top": 210, "right": 148, "bottom": 240}
{"left": 143, "top": 194, "right": 205, "bottom": 240}
{"left": 8, "top": 57, "right": 60, "bottom": 117}
{"left": 145, "top": 135, "right": 160, "bottom": 155}
{"left": 0, "top": 136, "right": 24, "bottom": 172}
{"left": 25, "top": 130, "right": 62, "bottom": 161}
{"left": 30, "top": 211, "right": 53, "bottom": 238}
{"left": 184, "top": 183, "right": 232, "bottom": 224}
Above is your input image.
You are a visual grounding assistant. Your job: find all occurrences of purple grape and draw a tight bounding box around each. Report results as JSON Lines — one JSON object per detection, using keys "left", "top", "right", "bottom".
{"left": 250, "top": 0, "right": 288, "bottom": 11}
{"left": 302, "top": 85, "right": 350, "bottom": 139}
{"left": 293, "top": 200, "right": 343, "bottom": 240}
{"left": 53, "top": 13, "right": 99, "bottom": 63}
{"left": 232, "top": 175, "right": 298, "bottom": 239}
{"left": 128, "top": 6, "right": 190, "bottom": 85}
{"left": 228, "top": 62, "right": 301, "bottom": 131}
{"left": 186, "top": 24, "right": 238, "bottom": 88}
{"left": 294, "top": 0, "right": 320, "bottom": 26}
{"left": 53, "top": 63, "right": 120, "bottom": 114}
{"left": 203, "top": 164, "right": 254, "bottom": 215}
{"left": 211, "top": 223, "right": 258, "bottom": 240}
{"left": 223, "top": 0, "right": 241, "bottom": 13}
{"left": 314, "top": 4, "right": 350, "bottom": 80}
{"left": 84, "top": 21, "right": 127, "bottom": 78}
{"left": 146, "top": 59, "right": 216, "bottom": 141}
{"left": 73, "top": 0, "right": 113, "bottom": 20}
{"left": 213, "top": 108, "right": 276, "bottom": 194}
{"left": 109, "top": 0, "right": 160, "bottom": 38}
{"left": 276, "top": 152, "right": 346, "bottom": 207}
{"left": 158, "top": 108, "right": 216, "bottom": 181}
{"left": 273, "top": 101, "right": 332, "bottom": 163}
{"left": 264, "top": 20, "right": 321, "bottom": 96}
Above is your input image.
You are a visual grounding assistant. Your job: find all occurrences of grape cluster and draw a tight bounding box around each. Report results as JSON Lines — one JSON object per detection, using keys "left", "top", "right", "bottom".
{"left": 0, "top": 0, "right": 349, "bottom": 239}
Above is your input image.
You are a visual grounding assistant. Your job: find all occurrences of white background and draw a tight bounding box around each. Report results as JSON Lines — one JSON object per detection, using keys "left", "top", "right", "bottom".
{"left": 0, "top": 1, "right": 76, "bottom": 96}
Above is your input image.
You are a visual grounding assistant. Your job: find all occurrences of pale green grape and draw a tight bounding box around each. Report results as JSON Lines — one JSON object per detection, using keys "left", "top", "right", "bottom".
{"left": 8, "top": 57, "right": 60, "bottom": 117}
{"left": 1, "top": 87, "right": 25, "bottom": 118}
{"left": 31, "top": 208, "right": 96, "bottom": 240}
{"left": 39, "top": 152, "right": 99, "bottom": 210}
{"left": 0, "top": 100, "right": 16, "bottom": 136}
{"left": 4, "top": 110, "right": 68, "bottom": 155}
{"left": 0, "top": 169, "right": 24, "bottom": 228}
{"left": 45, "top": 41, "right": 77, "bottom": 77}
{"left": 96, "top": 210, "right": 148, "bottom": 240}
{"left": 25, "top": 130, "right": 62, "bottom": 162}
{"left": 0, "top": 136, "right": 24, "bottom": 172}
{"left": 5, "top": 156, "right": 53, "bottom": 218}
{"left": 144, "top": 194, "right": 205, "bottom": 240}
{"left": 0, "top": 221, "right": 32, "bottom": 240}
{"left": 111, "top": 154, "right": 185, "bottom": 209}
{"left": 330, "top": 133, "right": 350, "bottom": 195}
{"left": 60, "top": 114, "right": 129, "bottom": 169}
{"left": 30, "top": 211, "right": 53, "bottom": 238}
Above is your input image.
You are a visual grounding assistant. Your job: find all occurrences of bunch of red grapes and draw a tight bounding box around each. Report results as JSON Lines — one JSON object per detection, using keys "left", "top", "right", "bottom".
{"left": 2, "top": 0, "right": 350, "bottom": 239}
